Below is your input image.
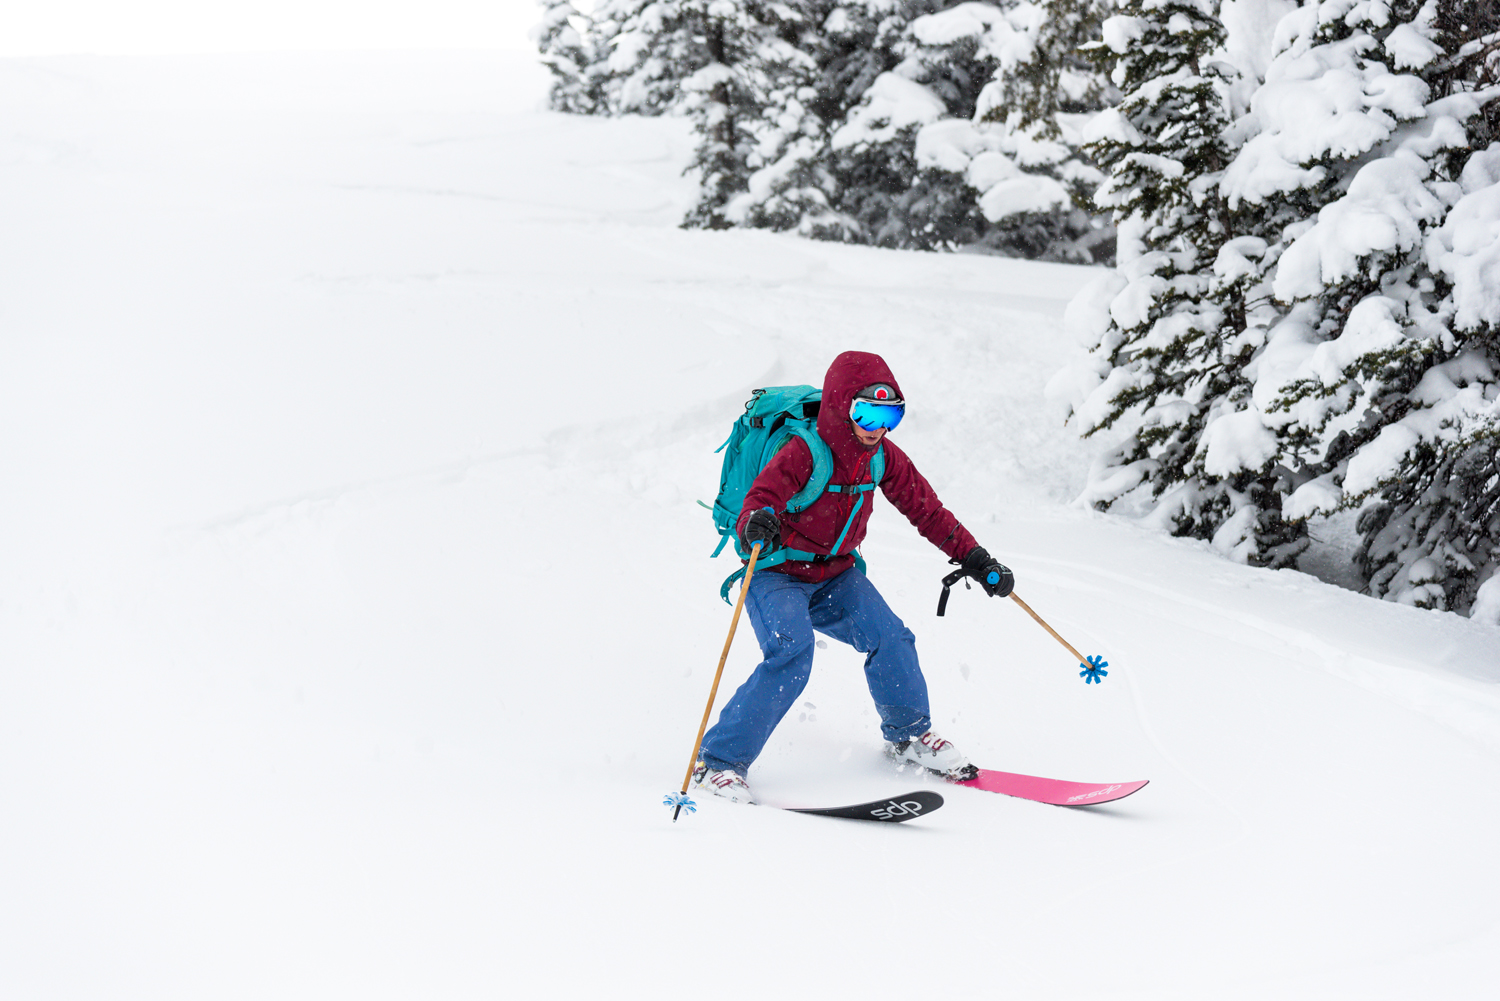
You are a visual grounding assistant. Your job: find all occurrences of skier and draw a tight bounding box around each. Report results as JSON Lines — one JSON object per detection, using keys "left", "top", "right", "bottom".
{"left": 693, "top": 350, "right": 1014, "bottom": 803}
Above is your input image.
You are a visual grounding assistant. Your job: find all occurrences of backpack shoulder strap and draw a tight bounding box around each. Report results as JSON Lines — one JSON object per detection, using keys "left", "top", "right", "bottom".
{"left": 783, "top": 426, "right": 833, "bottom": 514}
{"left": 719, "top": 441, "right": 885, "bottom": 602}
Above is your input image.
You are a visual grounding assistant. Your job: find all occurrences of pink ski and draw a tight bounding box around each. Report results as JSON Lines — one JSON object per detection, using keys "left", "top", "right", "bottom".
{"left": 953, "top": 768, "right": 1148, "bottom": 807}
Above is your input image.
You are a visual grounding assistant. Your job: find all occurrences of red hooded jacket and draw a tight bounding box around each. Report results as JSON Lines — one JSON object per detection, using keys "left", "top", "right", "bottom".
{"left": 735, "top": 351, "right": 978, "bottom": 584}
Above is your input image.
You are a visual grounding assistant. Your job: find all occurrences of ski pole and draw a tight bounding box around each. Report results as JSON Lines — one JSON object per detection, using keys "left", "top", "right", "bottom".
{"left": 937, "top": 571, "right": 1108, "bottom": 683}
{"left": 1008, "top": 592, "right": 1109, "bottom": 683}
{"left": 1008, "top": 592, "right": 1081, "bottom": 661}
{"left": 670, "top": 540, "right": 762, "bottom": 821}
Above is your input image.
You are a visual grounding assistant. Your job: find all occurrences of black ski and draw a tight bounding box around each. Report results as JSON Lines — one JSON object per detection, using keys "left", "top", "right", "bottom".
{"left": 784, "top": 790, "right": 943, "bottom": 822}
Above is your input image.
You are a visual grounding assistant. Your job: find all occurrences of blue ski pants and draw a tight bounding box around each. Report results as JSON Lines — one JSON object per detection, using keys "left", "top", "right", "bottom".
{"left": 698, "top": 567, "right": 931, "bottom": 775}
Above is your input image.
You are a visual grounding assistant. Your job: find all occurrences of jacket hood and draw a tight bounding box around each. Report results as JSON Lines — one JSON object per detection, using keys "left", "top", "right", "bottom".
{"left": 817, "top": 350, "right": 903, "bottom": 466}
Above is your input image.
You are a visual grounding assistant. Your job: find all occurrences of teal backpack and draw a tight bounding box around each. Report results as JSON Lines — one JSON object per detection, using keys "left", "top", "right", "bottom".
{"left": 707, "top": 385, "right": 885, "bottom": 602}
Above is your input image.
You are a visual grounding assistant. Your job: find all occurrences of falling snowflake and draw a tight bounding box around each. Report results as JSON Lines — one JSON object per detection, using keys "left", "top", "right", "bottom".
{"left": 1080, "top": 655, "right": 1109, "bottom": 684}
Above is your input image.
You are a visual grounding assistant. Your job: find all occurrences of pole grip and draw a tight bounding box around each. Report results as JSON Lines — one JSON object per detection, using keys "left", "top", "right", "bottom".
{"left": 936, "top": 567, "right": 966, "bottom": 616}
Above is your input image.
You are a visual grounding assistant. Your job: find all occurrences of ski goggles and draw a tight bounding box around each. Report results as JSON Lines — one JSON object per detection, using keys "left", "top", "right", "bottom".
{"left": 849, "top": 396, "right": 905, "bottom": 432}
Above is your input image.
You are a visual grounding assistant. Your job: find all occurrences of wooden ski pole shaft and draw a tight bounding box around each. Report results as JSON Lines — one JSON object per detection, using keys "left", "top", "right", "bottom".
{"left": 1008, "top": 591, "right": 1088, "bottom": 664}
{"left": 674, "top": 541, "right": 762, "bottom": 821}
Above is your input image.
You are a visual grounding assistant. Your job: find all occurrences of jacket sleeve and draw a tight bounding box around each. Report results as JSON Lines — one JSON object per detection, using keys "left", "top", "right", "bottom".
{"left": 878, "top": 440, "right": 978, "bottom": 561}
{"left": 736, "top": 436, "right": 815, "bottom": 538}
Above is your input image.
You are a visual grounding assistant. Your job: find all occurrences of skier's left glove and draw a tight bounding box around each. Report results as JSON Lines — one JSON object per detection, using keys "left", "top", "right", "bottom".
{"left": 962, "top": 546, "right": 1014, "bottom": 598}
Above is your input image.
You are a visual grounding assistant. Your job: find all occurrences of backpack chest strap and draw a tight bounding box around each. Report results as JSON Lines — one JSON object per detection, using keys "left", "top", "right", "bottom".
{"left": 825, "top": 451, "right": 883, "bottom": 554}
{"left": 827, "top": 490, "right": 865, "bottom": 558}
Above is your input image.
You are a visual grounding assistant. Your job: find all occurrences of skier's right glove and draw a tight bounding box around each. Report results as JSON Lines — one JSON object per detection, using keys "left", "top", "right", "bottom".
{"left": 962, "top": 546, "right": 1014, "bottom": 598}
{"left": 740, "top": 507, "right": 781, "bottom": 553}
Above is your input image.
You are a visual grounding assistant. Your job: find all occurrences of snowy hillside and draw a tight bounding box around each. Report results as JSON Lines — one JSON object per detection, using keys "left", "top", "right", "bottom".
{"left": 3, "top": 50, "right": 1500, "bottom": 1000}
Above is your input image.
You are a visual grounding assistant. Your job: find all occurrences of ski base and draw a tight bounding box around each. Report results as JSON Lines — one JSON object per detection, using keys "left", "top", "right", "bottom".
{"left": 953, "top": 768, "right": 1147, "bottom": 807}
{"left": 784, "top": 790, "right": 943, "bottom": 822}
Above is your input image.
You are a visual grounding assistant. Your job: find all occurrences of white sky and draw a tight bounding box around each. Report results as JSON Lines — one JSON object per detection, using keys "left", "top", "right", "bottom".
{"left": 3, "top": 1, "right": 538, "bottom": 56}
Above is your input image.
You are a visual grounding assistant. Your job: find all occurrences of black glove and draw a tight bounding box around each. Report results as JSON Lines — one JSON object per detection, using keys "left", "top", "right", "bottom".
{"left": 740, "top": 507, "right": 780, "bottom": 552}
{"left": 962, "top": 546, "right": 1014, "bottom": 598}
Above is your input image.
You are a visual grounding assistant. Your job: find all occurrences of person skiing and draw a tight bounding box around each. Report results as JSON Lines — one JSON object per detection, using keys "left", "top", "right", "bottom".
{"left": 693, "top": 350, "right": 1014, "bottom": 804}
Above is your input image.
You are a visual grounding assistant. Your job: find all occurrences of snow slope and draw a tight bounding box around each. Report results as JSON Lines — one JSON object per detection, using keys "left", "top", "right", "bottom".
{"left": 3, "top": 50, "right": 1500, "bottom": 1001}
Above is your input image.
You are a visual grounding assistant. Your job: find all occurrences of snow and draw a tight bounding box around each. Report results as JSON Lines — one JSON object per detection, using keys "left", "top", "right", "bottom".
{"left": 1384, "top": 20, "right": 1444, "bottom": 70}
{"left": 963, "top": 147, "right": 1022, "bottom": 188}
{"left": 1343, "top": 424, "right": 1422, "bottom": 498}
{"left": 1220, "top": 0, "right": 1299, "bottom": 86}
{"left": 1303, "top": 295, "right": 1408, "bottom": 388}
{"left": 683, "top": 60, "right": 735, "bottom": 92}
{"left": 830, "top": 71, "right": 947, "bottom": 151}
{"left": 608, "top": 29, "right": 650, "bottom": 72}
{"left": 1108, "top": 252, "right": 1174, "bottom": 330}
{"left": 1432, "top": 143, "right": 1500, "bottom": 333}
{"left": 1063, "top": 270, "right": 1130, "bottom": 349}
{"left": 1101, "top": 15, "right": 1147, "bottom": 54}
{"left": 1285, "top": 472, "right": 1344, "bottom": 521}
{"left": 1272, "top": 151, "right": 1442, "bottom": 301}
{"left": 915, "top": 117, "right": 988, "bottom": 174}
{"left": 977, "top": 172, "right": 1070, "bottom": 221}
{"left": 1473, "top": 573, "right": 1500, "bottom": 626}
{"left": 1214, "top": 235, "right": 1268, "bottom": 283}
{"left": 1199, "top": 407, "right": 1280, "bottom": 476}
{"left": 913, "top": 117, "right": 1073, "bottom": 221}
{"left": 1081, "top": 106, "right": 1142, "bottom": 147}
{"left": 6, "top": 48, "right": 1500, "bottom": 1001}
{"left": 1220, "top": 25, "right": 1429, "bottom": 208}
{"left": 912, "top": 1, "right": 1040, "bottom": 69}
{"left": 727, "top": 136, "right": 820, "bottom": 224}
{"left": 909, "top": 2, "right": 1004, "bottom": 47}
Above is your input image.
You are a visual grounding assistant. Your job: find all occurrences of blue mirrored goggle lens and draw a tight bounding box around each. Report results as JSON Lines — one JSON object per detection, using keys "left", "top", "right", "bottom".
{"left": 850, "top": 398, "right": 904, "bottom": 431}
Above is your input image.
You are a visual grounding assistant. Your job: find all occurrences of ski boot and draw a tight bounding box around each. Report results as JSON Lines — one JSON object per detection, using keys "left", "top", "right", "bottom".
{"left": 691, "top": 762, "right": 757, "bottom": 804}
{"left": 886, "top": 731, "right": 978, "bottom": 781}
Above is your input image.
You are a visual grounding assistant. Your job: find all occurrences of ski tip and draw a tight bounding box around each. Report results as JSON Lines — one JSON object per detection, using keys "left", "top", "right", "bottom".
{"left": 786, "top": 789, "right": 944, "bottom": 823}
{"left": 1059, "top": 779, "right": 1148, "bottom": 807}
{"left": 954, "top": 768, "right": 1149, "bottom": 807}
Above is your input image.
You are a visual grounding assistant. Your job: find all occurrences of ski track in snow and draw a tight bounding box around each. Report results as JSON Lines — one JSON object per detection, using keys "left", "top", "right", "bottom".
{"left": 1019, "top": 551, "right": 1500, "bottom": 754}
{"left": 3, "top": 50, "right": 1500, "bottom": 1001}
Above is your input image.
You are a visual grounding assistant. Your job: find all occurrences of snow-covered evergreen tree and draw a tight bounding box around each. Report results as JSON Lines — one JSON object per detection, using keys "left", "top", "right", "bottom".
{"left": 719, "top": 0, "right": 951, "bottom": 244}
{"left": 1058, "top": 0, "right": 1307, "bottom": 563}
{"left": 821, "top": 1, "right": 1114, "bottom": 257}
{"left": 995, "top": 0, "right": 1112, "bottom": 127}
{"left": 828, "top": 2, "right": 1003, "bottom": 249}
{"left": 532, "top": 0, "right": 603, "bottom": 114}
{"left": 723, "top": 1, "right": 859, "bottom": 238}
{"left": 587, "top": 0, "right": 712, "bottom": 115}
{"left": 970, "top": 0, "right": 1116, "bottom": 261}
{"left": 729, "top": 68, "right": 857, "bottom": 237}
{"left": 1235, "top": 1, "right": 1446, "bottom": 476}
{"left": 1247, "top": 0, "right": 1500, "bottom": 612}
{"left": 681, "top": 1, "right": 771, "bottom": 229}
{"left": 573, "top": 0, "right": 1115, "bottom": 257}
